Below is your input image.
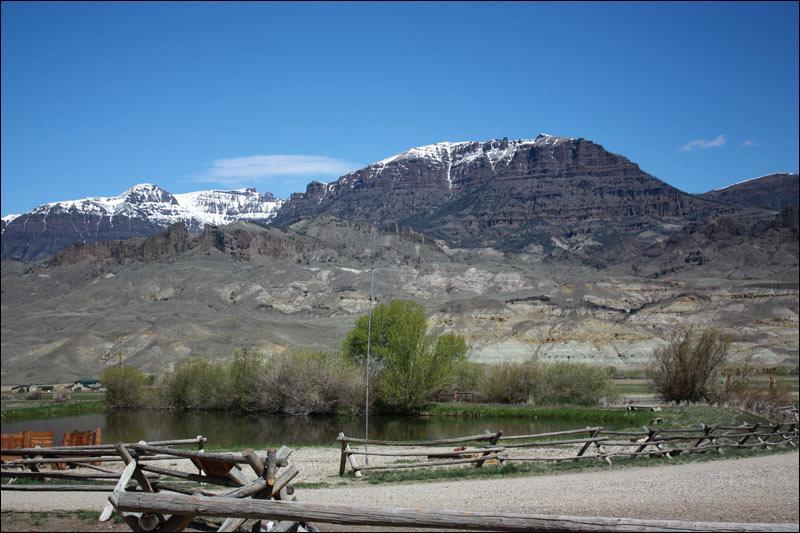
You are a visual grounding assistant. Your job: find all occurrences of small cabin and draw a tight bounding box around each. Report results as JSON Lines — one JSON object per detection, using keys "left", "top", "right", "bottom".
{"left": 10, "top": 384, "right": 32, "bottom": 393}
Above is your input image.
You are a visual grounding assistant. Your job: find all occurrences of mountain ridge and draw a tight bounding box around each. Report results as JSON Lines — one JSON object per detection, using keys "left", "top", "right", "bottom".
{"left": 2, "top": 136, "right": 794, "bottom": 261}
{"left": 1, "top": 184, "right": 283, "bottom": 260}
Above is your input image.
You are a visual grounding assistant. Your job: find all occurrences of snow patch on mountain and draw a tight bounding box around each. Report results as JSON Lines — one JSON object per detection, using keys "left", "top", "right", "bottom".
{"left": 24, "top": 184, "right": 284, "bottom": 230}
{"left": 374, "top": 134, "right": 575, "bottom": 170}
{"left": 712, "top": 172, "right": 799, "bottom": 191}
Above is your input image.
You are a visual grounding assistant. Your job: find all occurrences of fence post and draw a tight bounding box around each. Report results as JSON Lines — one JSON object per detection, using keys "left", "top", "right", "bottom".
{"left": 476, "top": 430, "right": 501, "bottom": 468}
{"left": 575, "top": 427, "right": 599, "bottom": 460}
{"left": 782, "top": 423, "right": 798, "bottom": 447}
{"left": 632, "top": 426, "right": 655, "bottom": 458}
{"left": 738, "top": 423, "right": 760, "bottom": 446}
{"left": 338, "top": 433, "right": 348, "bottom": 476}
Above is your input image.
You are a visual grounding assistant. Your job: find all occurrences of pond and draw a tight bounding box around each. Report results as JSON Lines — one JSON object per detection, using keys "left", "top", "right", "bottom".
{"left": 1, "top": 410, "right": 594, "bottom": 448}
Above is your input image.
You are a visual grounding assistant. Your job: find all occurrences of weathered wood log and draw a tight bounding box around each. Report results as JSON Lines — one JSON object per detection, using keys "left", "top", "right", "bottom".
{"left": 72, "top": 462, "right": 118, "bottom": 474}
{"left": 138, "top": 464, "right": 240, "bottom": 488}
{"left": 99, "top": 460, "right": 137, "bottom": 521}
{"left": 109, "top": 492, "right": 799, "bottom": 532}
{"left": 575, "top": 429, "right": 602, "bottom": 459}
{"left": 345, "top": 443, "right": 361, "bottom": 478}
{"left": 242, "top": 449, "right": 264, "bottom": 477}
{"left": 476, "top": 429, "right": 502, "bottom": 468}
{"left": 150, "top": 482, "right": 219, "bottom": 497}
{"left": 217, "top": 463, "right": 299, "bottom": 532}
{"left": 0, "top": 470, "right": 159, "bottom": 480}
{"left": 498, "top": 427, "right": 603, "bottom": 441}
{"left": 503, "top": 455, "right": 606, "bottom": 462}
{"left": 338, "top": 433, "right": 348, "bottom": 476}
{"left": 503, "top": 437, "right": 607, "bottom": 448}
{"left": 264, "top": 449, "right": 277, "bottom": 497}
{"left": 715, "top": 424, "right": 759, "bottom": 431}
{"left": 1, "top": 454, "right": 181, "bottom": 466}
{"left": 133, "top": 444, "right": 250, "bottom": 464}
{"left": 356, "top": 452, "right": 503, "bottom": 471}
{"left": 349, "top": 446, "right": 506, "bottom": 457}
{"left": 2, "top": 437, "right": 206, "bottom": 457}
{"left": 338, "top": 432, "right": 500, "bottom": 446}
{"left": 1, "top": 483, "right": 136, "bottom": 491}
{"left": 275, "top": 446, "right": 293, "bottom": 467}
{"left": 118, "top": 444, "right": 155, "bottom": 494}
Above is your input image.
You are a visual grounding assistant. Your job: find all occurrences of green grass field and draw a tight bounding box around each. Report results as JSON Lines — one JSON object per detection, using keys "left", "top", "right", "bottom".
{"left": 0, "top": 396, "right": 105, "bottom": 423}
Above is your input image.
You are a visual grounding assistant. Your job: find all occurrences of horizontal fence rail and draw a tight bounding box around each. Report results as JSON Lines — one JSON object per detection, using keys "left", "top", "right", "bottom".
{"left": 336, "top": 422, "right": 798, "bottom": 476}
{"left": 109, "top": 491, "right": 798, "bottom": 532}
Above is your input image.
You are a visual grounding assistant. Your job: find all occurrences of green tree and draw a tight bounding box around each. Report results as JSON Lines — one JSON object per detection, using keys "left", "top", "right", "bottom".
{"left": 343, "top": 300, "right": 467, "bottom": 412}
{"left": 99, "top": 366, "right": 149, "bottom": 409}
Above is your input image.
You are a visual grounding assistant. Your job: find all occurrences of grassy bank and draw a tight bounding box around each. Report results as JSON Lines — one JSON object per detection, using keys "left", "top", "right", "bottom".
{"left": 423, "top": 403, "right": 653, "bottom": 425}
{"left": 0, "top": 399, "right": 105, "bottom": 423}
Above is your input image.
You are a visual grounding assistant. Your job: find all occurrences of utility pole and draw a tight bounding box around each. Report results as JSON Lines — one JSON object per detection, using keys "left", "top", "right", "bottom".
{"left": 364, "top": 231, "right": 377, "bottom": 465}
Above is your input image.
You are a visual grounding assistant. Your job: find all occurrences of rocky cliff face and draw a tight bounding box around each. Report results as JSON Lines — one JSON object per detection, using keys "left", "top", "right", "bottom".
{"left": 700, "top": 173, "right": 799, "bottom": 210}
{"left": 274, "top": 135, "right": 727, "bottom": 251}
{"left": 1, "top": 184, "right": 283, "bottom": 261}
{"left": 2, "top": 218, "right": 797, "bottom": 383}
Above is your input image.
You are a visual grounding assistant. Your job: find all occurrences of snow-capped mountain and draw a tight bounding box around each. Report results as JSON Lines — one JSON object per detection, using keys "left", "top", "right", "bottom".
{"left": 2, "top": 184, "right": 283, "bottom": 260}
{"left": 0, "top": 214, "right": 21, "bottom": 235}
{"left": 273, "top": 133, "right": 726, "bottom": 249}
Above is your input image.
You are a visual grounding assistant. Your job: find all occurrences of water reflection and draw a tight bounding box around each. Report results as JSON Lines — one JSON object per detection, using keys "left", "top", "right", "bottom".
{"left": 2, "top": 410, "right": 589, "bottom": 447}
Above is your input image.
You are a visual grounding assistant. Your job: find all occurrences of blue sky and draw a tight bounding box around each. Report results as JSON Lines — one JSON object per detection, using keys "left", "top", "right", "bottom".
{"left": 2, "top": 1, "right": 798, "bottom": 216}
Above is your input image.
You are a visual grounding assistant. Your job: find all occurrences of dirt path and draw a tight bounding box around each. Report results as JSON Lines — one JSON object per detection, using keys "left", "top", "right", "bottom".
{"left": 2, "top": 453, "right": 798, "bottom": 524}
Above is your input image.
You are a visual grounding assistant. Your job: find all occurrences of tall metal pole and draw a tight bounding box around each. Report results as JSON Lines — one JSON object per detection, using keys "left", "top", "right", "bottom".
{"left": 364, "top": 231, "right": 376, "bottom": 465}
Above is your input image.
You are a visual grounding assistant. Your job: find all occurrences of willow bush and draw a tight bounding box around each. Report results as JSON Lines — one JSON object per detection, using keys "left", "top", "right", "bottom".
{"left": 648, "top": 328, "right": 731, "bottom": 402}
{"left": 100, "top": 365, "right": 150, "bottom": 409}
{"left": 255, "top": 350, "right": 363, "bottom": 415}
{"left": 477, "top": 361, "right": 614, "bottom": 406}
{"left": 479, "top": 361, "right": 543, "bottom": 404}
{"left": 343, "top": 300, "right": 469, "bottom": 413}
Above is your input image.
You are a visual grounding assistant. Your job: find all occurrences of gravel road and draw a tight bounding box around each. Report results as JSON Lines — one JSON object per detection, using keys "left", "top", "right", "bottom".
{"left": 2, "top": 452, "right": 797, "bottom": 524}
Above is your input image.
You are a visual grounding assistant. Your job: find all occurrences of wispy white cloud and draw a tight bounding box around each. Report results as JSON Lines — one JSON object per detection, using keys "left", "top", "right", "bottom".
{"left": 678, "top": 134, "right": 726, "bottom": 152}
{"left": 740, "top": 139, "right": 763, "bottom": 148}
{"left": 193, "top": 155, "right": 360, "bottom": 185}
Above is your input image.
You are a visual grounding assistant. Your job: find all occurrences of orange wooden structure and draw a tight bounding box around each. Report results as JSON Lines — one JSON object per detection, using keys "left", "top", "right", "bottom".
{"left": 1, "top": 431, "right": 55, "bottom": 462}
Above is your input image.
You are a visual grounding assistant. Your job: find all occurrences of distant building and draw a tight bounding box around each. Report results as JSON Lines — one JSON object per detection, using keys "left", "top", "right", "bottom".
{"left": 68, "top": 378, "right": 102, "bottom": 392}
{"left": 10, "top": 384, "right": 32, "bottom": 393}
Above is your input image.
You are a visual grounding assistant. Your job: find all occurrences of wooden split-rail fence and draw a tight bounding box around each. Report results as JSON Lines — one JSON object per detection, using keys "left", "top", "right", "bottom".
{"left": 337, "top": 422, "right": 799, "bottom": 476}
{"left": 1, "top": 435, "right": 317, "bottom": 532}
{"left": 2, "top": 431, "right": 798, "bottom": 532}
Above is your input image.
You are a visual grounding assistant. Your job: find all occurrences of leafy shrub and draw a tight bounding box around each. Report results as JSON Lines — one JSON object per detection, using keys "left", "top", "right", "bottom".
{"left": 478, "top": 361, "right": 614, "bottom": 406}
{"left": 539, "top": 362, "right": 615, "bottom": 406}
{"left": 25, "top": 390, "right": 44, "bottom": 400}
{"left": 443, "top": 360, "right": 485, "bottom": 395}
{"left": 647, "top": 328, "right": 731, "bottom": 402}
{"left": 52, "top": 389, "right": 72, "bottom": 403}
{"left": 711, "top": 357, "right": 796, "bottom": 415}
{"left": 100, "top": 366, "right": 149, "bottom": 409}
{"left": 228, "top": 348, "right": 268, "bottom": 411}
{"left": 479, "top": 361, "right": 543, "bottom": 403}
{"left": 255, "top": 350, "right": 363, "bottom": 415}
{"left": 160, "top": 358, "right": 233, "bottom": 411}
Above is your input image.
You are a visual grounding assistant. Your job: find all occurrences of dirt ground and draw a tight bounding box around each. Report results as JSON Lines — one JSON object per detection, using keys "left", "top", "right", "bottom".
{"left": 2, "top": 452, "right": 798, "bottom": 531}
